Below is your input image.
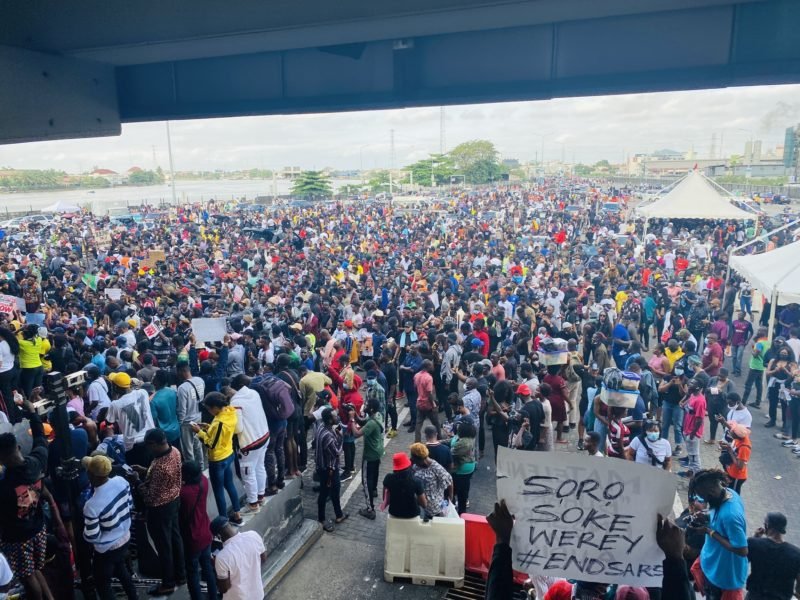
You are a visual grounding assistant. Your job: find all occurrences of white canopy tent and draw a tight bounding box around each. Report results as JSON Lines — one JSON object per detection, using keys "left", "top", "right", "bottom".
{"left": 729, "top": 240, "right": 800, "bottom": 305}
{"left": 729, "top": 239, "right": 800, "bottom": 348}
{"left": 636, "top": 170, "right": 756, "bottom": 221}
{"left": 40, "top": 199, "right": 81, "bottom": 213}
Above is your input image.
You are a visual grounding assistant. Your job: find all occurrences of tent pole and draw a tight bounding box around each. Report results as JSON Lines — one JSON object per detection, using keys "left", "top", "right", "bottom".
{"left": 641, "top": 218, "right": 648, "bottom": 261}
{"left": 766, "top": 287, "right": 778, "bottom": 349}
{"left": 721, "top": 246, "right": 734, "bottom": 312}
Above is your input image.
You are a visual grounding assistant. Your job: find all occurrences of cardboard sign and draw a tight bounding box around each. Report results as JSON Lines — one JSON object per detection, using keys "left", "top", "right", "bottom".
{"left": 143, "top": 323, "right": 161, "bottom": 339}
{"left": 0, "top": 295, "right": 17, "bottom": 315}
{"left": 429, "top": 290, "right": 440, "bottom": 310}
{"left": 94, "top": 232, "right": 112, "bottom": 246}
{"left": 25, "top": 313, "right": 46, "bottom": 326}
{"left": 105, "top": 288, "right": 123, "bottom": 301}
{"left": 15, "top": 297, "right": 26, "bottom": 312}
{"left": 495, "top": 446, "right": 676, "bottom": 587}
{"left": 192, "top": 259, "right": 210, "bottom": 272}
{"left": 233, "top": 285, "right": 245, "bottom": 302}
{"left": 147, "top": 250, "right": 166, "bottom": 263}
{"left": 191, "top": 317, "right": 227, "bottom": 343}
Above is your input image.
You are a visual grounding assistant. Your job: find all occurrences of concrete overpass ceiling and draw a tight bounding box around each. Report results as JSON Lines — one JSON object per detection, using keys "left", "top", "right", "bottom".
{"left": 1, "top": 0, "right": 800, "bottom": 144}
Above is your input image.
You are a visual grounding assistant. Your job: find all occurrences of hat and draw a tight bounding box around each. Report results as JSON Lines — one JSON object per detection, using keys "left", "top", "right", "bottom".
{"left": 344, "top": 320, "right": 354, "bottom": 328}
{"left": 543, "top": 579, "right": 573, "bottom": 600}
{"left": 81, "top": 455, "right": 112, "bottom": 478}
{"left": 210, "top": 515, "right": 230, "bottom": 536}
{"left": 392, "top": 452, "right": 412, "bottom": 471}
{"left": 372, "top": 310, "right": 385, "bottom": 318}
{"left": 726, "top": 421, "right": 749, "bottom": 439}
{"left": 516, "top": 384, "right": 531, "bottom": 396}
{"left": 366, "top": 370, "right": 378, "bottom": 380}
{"left": 562, "top": 321, "right": 574, "bottom": 328}
{"left": 9, "top": 320, "right": 22, "bottom": 333}
{"left": 108, "top": 372, "right": 132, "bottom": 388}
{"left": 470, "top": 338, "right": 485, "bottom": 347}
{"left": 289, "top": 323, "right": 303, "bottom": 331}
{"left": 127, "top": 319, "right": 137, "bottom": 328}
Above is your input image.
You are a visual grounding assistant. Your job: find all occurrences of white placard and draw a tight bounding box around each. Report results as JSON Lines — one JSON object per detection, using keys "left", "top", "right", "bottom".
{"left": 233, "top": 286, "right": 245, "bottom": 302}
{"left": 143, "top": 323, "right": 161, "bottom": 339}
{"left": 0, "top": 295, "right": 17, "bottom": 315}
{"left": 429, "top": 291, "right": 440, "bottom": 310}
{"left": 191, "top": 317, "right": 228, "bottom": 343}
{"left": 105, "top": 288, "right": 122, "bottom": 301}
{"left": 496, "top": 446, "right": 676, "bottom": 587}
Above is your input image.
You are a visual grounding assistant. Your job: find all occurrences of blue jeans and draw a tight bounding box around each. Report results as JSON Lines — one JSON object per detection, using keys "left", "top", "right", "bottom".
{"left": 185, "top": 544, "right": 218, "bottom": 600}
{"left": 592, "top": 419, "right": 608, "bottom": 452}
{"left": 405, "top": 388, "right": 418, "bottom": 425}
{"left": 661, "top": 402, "right": 684, "bottom": 446}
{"left": 208, "top": 453, "right": 240, "bottom": 517}
{"left": 731, "top": 344, "right": 745, "bottom": 374}
{"left": 740, "top": 296, "right": 752, "bottom": 315}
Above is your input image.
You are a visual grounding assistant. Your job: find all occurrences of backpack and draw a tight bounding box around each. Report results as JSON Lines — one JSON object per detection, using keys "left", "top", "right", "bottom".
{"left": 252, "top": 375, "right": 295, "bottom": 422}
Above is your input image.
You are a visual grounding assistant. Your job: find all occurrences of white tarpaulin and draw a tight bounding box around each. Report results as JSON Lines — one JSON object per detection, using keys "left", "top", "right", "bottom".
{"left": 496, "top": 446, "right": 676, "bottom": 587}
{"left": 729, "top": 241, "right": 800, "bottom": 304}
{"left": 41, "top": 199, "right": 81, "bottom": 213}
{"left": 636, "top": 170, "right": 754, "bottom": 221}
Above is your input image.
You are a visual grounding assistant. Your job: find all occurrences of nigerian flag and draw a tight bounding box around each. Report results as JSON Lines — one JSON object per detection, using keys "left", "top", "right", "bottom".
{"left": 82, "top": 273, "right": 98, "bottom": 291}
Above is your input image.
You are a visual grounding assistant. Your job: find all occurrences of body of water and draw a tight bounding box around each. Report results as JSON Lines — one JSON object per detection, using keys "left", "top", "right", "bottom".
{"left": 0, "top": 178, "right": 364, "bottom": 215}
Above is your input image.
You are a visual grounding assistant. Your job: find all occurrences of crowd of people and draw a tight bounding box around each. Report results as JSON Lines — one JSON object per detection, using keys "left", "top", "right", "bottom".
{"left": 0, "top": 179, "right": 797, "bottom": 599}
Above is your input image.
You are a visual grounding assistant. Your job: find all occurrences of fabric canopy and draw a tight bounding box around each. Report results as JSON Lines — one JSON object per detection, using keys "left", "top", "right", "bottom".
{"left": 41, "top": 199, "right": 81, "bottom": 213}
{"left": 636, "top": 170, "right": 754, "bottom": 221}
{"left": 729, "top": 240, "right": 800, "bottom": 304}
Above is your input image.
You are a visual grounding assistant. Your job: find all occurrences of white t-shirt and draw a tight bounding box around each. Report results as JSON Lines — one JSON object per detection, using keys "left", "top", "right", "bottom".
{"left": 106, "top": 389, "right": 155, "bottom": 450}
{"left": 727, "top": 406, "right": 753, "bottom": 429}
{"left": 628, "top": 436, "right": 671, "bottom": 467}
{"left": 0, "top": 340, "right": 14, "bottom": 374}
{"left": 215, "top": 531, "right": 266, "bottom": 600}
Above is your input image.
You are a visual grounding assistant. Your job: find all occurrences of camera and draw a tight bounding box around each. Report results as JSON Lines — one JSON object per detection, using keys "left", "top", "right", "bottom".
{"left": 687, "top": 511, "right": 709, "bottom": 529}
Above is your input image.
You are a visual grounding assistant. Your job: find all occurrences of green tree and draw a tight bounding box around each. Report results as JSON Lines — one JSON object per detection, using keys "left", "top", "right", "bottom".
{"left": 404, "top": 154, "right": 456, "bottom": 186}
{"left": 128, "top": 169, "right": 165, "bottom": 185}
{"left": 594, "top": 159, "right": 611, "bottom": 170}
{"left": 448, "top": 140, "right": 506, "bottom": 183}
{"left": 729, "top": 154, "right": 743, "bottom": 167}
{"left": 573, "top": 164, "right": 593, "bottom": 176}
{"left": 366, "top": 170, "right": 391, "bottom": 193}
{"left": 291, "top": 171, "right": 332, "bottom": 199}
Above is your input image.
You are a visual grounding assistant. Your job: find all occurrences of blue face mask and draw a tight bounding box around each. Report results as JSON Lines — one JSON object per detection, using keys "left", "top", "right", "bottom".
{"left": 512, "top": 276, "right": 523, "bottom": 285}
{"left": 694, "top": 495, "right": 706, "bottom": 504}
{"left": 646, "top": 432, "right": 660, "bottom": 442}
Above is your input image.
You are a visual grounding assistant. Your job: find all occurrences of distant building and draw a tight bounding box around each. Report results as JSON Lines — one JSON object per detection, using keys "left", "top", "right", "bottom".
{"left": 90, "top": 168, "right": 123, "bottom": 185}
{"left": 651, "top": 149, "right": 684, "bottom": 160}
{"left": 502, "top": 158, "right": 520, "bottom": 168}
{"left": 785, "top": 125, "right": 800, "bottom": 179}
{"left": 281, "top": 166, "right": 302, "bottom": 179}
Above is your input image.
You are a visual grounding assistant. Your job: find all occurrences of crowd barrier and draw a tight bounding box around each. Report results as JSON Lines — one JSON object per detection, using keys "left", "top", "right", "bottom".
{"left": 462, "top": 513, "right": 529, "bottom": 585}
{"left": 384, "top": 515, "right": 465, "bottom": 588}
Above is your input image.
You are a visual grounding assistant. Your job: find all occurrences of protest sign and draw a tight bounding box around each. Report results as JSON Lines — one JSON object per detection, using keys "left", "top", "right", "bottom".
{"left": 0, "top": 295, "right": 17, "bottom": 315}
{"left": 25, "top": 313, "right": 46, "bottom": 326}
{"left": 192, "top": 259, "right": 210, "bottom": 272}
{"left": 105, "top": 288, "right": 123, "bottom": 301}
{"left": 429, "top": 291, "right": 440, "bottom": 310}
{"left": 233, "top": 286, "right": 245, "bottom": 302}
{"left": 147, "top": 249, "right": 166, "bottom": 263}
{"left": 143, "top": 323, "right": 161, "bottom": 339}
{"left": 495, "top": 446, "right": 676, "bottom": 587}
{"left": 191, "top": 318, "right": 227, "bottom": 343}
{"left": 15, "top": 297, "right": 26, "bottom": 312}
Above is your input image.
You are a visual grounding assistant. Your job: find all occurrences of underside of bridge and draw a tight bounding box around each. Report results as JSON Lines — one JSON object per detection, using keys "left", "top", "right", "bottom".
{"left": 1, "top": 0, "right": 799, "bottom": 145}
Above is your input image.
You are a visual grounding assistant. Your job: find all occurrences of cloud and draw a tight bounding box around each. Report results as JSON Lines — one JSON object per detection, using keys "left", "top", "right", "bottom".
{"left": 1, "top": 84, "right": 799, "bottom": 171}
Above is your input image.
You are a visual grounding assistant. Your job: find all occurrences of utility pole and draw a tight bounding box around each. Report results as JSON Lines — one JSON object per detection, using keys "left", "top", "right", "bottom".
{"left": 389, "top": 129, "right": 395, "bottom": 195}
{"left": 165, "top": 121, "right": 178, "bottom": 206}
{"left": 152, "top": 145, "right": 158, "bottom": 169}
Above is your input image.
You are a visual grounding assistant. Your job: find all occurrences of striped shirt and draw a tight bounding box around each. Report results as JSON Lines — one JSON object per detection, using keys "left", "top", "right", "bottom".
{"left": 83, "top": 476, "right": 133, "bottom": 553}
{"left": 314, "top": 425, "right": 342, "bottom": 472}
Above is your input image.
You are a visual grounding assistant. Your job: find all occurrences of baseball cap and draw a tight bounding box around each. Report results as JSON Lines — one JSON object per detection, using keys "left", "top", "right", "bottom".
{"left": 516, "top": 384, "right": 531, "bottom": 396}
{"left": 765, "top": 512, "right": 787, "bottom": 534}
{"left": 471, "top": 338, "right": 485, "bottom": 347}
{"left": 81, "top": 455, "right": 112, "bottom": 478}
{"left": 210, "top": 516, "right": 230, "bottom": 536}
{"left": 108, "top": 372, "right": 132, "bottom": 388}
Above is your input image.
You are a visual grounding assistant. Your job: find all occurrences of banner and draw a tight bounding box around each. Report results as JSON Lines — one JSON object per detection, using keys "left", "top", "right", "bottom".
{"left": 143, "top": 323, "right": 161, "bottom": 339}
{"left": 0, "top": 295, "right": 17, "bottom": 315}
{"left": 495, "top": 446, "right": 676, "bottom": 587}
{"left": 192, "top": 259, "right": 210, "bottom": 272}
{"left": 233, "top": 285, "right": 245, "bottom": 302}
{"left": 147, "top": 249, "right": 167, "bottom": 263}
{"left": 191, "top": 317, "right": 227, "bottom": 343}
{"left": 105, "top": 288, "right": 123, "bottom": 301}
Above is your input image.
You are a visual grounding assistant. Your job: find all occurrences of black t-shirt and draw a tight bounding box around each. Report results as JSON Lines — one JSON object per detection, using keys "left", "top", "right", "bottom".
{"left": 747, "top": 537, "right": 800, "bottom": 600}
{"left": 519, "top": 401, "right": 544, "bottom": 451}
{"left": 383, "top": 471, "right": 424, "bottom": 519}
{"left": 425, "top": 443, "right": 453, "bottom": 471}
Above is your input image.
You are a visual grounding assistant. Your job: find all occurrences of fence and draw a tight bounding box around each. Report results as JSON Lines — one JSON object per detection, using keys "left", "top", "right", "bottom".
{"left": 609, "top": 176, "right": 800, "bottom": 199}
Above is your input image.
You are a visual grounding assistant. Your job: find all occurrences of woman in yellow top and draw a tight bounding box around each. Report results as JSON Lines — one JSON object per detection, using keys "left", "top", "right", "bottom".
{"left": 191, "top": 392, "right": 241, "bottom": 524}
{"left": 17, "top": 324, "right": 43, "bottom": 397}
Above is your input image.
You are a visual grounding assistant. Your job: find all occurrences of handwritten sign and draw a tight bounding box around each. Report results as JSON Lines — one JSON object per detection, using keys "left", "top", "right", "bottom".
{"left": 496, "top": 446, "right": 676, "bottom": 587}
{"left": 0, "top": 295, "right": 17, "bottom": 315}
{"left": 105, "top": 288, "right": 123, "bottom": 301}
{"left": 25, "top": 313, "right": 46, "bottom": 326}
{"left": 192, "top": 259, "right": 210, "bottom": 272}
{"left": 233, "top": 285, "right": 245, "bottom": 302}
{"left": 94, "top": 232, "right": 112, "bottom": 246}
{"left": 143, "top": 323, "right": 161, "bottom": 339}
{"left": 147, "top": 249, "right": 166, "bottom": 263}
{"left": 191, "top": 317, "right": 227, "bottom": 343}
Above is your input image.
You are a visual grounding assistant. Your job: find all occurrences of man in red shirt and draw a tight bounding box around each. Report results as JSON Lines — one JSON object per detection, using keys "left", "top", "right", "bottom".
{"left": 413, "top": 360, "right": 440, "bottom": 443}
{"left": 679, "top": 379, "right": 706, "bottom": 479}
{"left": 472, "top": 319, "right": 490, "bottom": 357}
{"left": 701, "top": 332, "right": 724, "bottom": 377}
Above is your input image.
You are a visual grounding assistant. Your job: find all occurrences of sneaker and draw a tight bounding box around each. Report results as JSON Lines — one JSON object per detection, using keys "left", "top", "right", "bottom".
{"left": 792, "top": 447, "right": 800, "bottom": 454}
{"left": 678, "top": 457, "right": 690, "bottom": 466}
{"left": 779, "top": 437, "right": 794, "bottom": 444}
{"left": 358, "top": 508, "right": 376, "bottom": 520}
{"left": 765, "top": 421, "right": 776, "bottom": 428}
{"left": 673, "top": 445, "right": 683, "bottom": 457}
{"left": 241, "top": 503, "right": 261, "bottom": 515}
{"left": 406, "top": 426, "right": 416, "bottom": 433}
{"left": 341, "top": 471, "right": 353, "bottom": 482}
{"left": 577, "top": 440, "right": 585, "bottom": 451}
{"left": 677, "top": 471, "right": 694, "bottom": 479}
{"left": 386, "top": 428, "right": 398, "bottom": 439}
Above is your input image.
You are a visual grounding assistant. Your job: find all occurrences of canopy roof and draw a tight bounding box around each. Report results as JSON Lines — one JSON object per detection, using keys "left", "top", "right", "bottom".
{"left": 636, "top": 170, "right": 755, "bottom": 221}
{"left": 729, "top": 240, "right": 800, "bottom": 304}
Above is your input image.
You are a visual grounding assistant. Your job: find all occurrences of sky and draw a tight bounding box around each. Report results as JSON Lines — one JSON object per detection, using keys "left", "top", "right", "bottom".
{"left": 2, "top": 84, "right": 800, "bottom": 173}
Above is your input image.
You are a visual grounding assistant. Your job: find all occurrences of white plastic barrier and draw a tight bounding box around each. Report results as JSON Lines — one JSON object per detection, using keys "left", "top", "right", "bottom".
{"left": 384, "top": 515, "right": 465, "bottom": 588}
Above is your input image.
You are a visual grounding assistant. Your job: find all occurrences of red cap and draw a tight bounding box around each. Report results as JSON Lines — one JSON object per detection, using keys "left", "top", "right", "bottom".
{"left": 516, "top": 384, "right": 531, "bottom": 396}
{"left": 392, "top": 452, "right": 411, "bottom": 471}
{"left": 344, "top": 320, "right": 354, "bottom": 328}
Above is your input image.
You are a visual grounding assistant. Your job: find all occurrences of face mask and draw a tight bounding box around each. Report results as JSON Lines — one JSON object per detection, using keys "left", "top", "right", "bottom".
{"left": 674, "top": 368, "right": 684, "bottom": 376}
{"left": 646, "top": 432, "right": 660, "bottom": 442}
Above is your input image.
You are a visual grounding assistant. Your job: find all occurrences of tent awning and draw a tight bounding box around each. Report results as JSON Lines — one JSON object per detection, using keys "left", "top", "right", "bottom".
{"left": 41, "top": 199, "right": 81, "bottom": 213}
{"left": 636, "top": 171, "right": 755, "bottom": 221}
{"left": 729, "top": 240, "right": 800, "bottom": 304}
